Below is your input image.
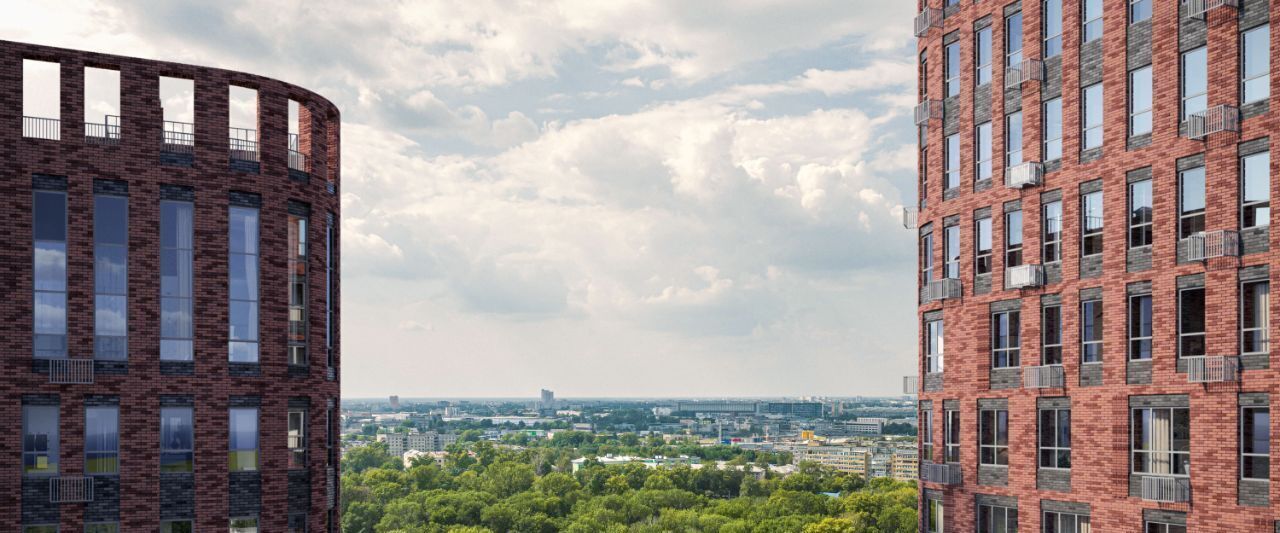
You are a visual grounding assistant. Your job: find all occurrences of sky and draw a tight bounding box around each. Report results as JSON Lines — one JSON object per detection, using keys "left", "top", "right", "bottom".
{"left": 5, "top": 1, "right": 920, "bottom": 398}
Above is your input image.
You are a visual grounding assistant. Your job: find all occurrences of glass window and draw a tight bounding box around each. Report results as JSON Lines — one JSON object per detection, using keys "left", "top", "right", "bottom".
{"left": 1179, "top": 288, "right": 1206, "bottom": 358}
{"left": 1082, "top": 83, "right": 1103, "bottom": 150}
{"left": 945, "top": 133, "right": 960, "bottom": 190}
{"left": 922, "top": 232, "right": 935, "bottom": 282}
{"left": 980, "top": 409, "right": 1009, "bottom": 466}
{"left": 921, "top": 408, "right": 934, "bottom": 459}
{"left": 230, "top": 518, "right": 259, "bottom": 533}
{"left": 1243, "top": 25, "right": 1270, "bottom": 104}
{"left": 1129, "top": 179, "right": 1153, "bottom": 248}
{"left": 944, "top": 225, "right": 960, "bottom": 279}
{"left": 1179, "top": 166, "right": 1205, "bottom": 239}
{"left": 326, "top": 213, "right": 334, "bottom": 367}
{"left": 23, "top": 527, "right": 57, "bottom": 533}
{"left": 229, "top": 206, "right": 260, "bottom": 363}
{"left": 161, "top": 200, "right": 194, "bottom": 361}
{"left": 1242, "top": 281, "right": 1270, "bottom": 356}
{"left": 289, "top": 409, "right": 307, "bottom": 469}
{"left": 926, "top": 319, "right": 945, "bottom": 373}
{"left": 23, "top": 405, "right": 58, "bottom": 475}
{"left": 1130, "top": 66, "right": 1153, "bottom": 136}
{"left": 1006, "top": 210, "right": 1023, "bottom": 268}
{"left": 945, "top": 42, "right": 960, "bottom": 98}
{"left": 94, "top": 195, "right": 128, "bottom": 360}
{"left": 1039, "top": 408, "right": 1071, "bottom": 469}
{"left": 945, "top": 409, "right": 960, "bottom": 463}
{"left": 229, "top": 408, "right": 259, "bottom": 472}
{"left": 1130, "top": 0, "right": 1152, "bottom": 23}
{"left": 976, "top": 122, "right": 993, "bottom": 181}
{"left": 1242, "top": 151, "right": 1270, "bottom": 228}
{"left": 1242, "top": 406, "right": 1270, "bottom": 480}
{"left": 1042, "top": 305, "right": 1062, "bottom": 365}
{"left": 992, "top": 310, "right": 1021, "bottom": 368}
{"left": 1082, "top": 191, "right": 1103, "bottom": 256}
{"left": 1042, "top": 200, "right": 1062, "bottom": 263}
{"left": 976, "top": 27, "right": 992, "bottom": 86}
{"left": 1182, "top": 47, "right": 1207, "bottom": 121}
{"left": 1146, "top": 522, "right": 1188, "bottom": 533}
{"left": 288, "top": 214, "right": 308, "bottom": 367}
{"left": 927, "top": 499, "right": 944, "bottom": 533}
{"left": 34, "top": 190, "right": 67, "bottom": 359}
{"left": 1044, "top": 512, "right": 1090, "bottom": 533}
{"left": 1043, "top": 0, "right": 1062, "bottom": 57}
{"left": 1081, "top": 299, "right": 1103, "bottom": 363}
{"left": 1006, "top": 111, "right": 1023, "bottom": 167}
{"left": 1129, "top": 294, "right": 1153, "bottom": 360}
{"left": 1132, "top": 407, "right": 1191, "bottom": 476}
{"left": 1006, "top": 12, "right": 1023, "bottom": 68}
{"left": 1083, "top": 0, "right": 1102, "bottom": 42}
{"left": 86, "top": 406, "right": 118, "bottom": 475}
{"left": 160, "top": 521, "right": 193, "bottom": 533}
{"left": 1044, "top": 97, "right": 1063, "bottom": 161}
{"left": 977, "top": 217, "right": 993, "bottom": 275}
{"left": 161, "top": 407, "right": 194, "bottom": 473}
{"left": 85, "top": 524, "right": 118, "bottom": 533}
{"left": 977, "top": 504, "right": 1017, "bottom": 533}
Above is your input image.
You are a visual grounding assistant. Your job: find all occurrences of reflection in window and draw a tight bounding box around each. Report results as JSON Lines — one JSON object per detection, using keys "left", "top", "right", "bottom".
{"left": 289, "top": 214, "right": 308, "bottom": 366}
{"left": 1005, "top": 12, "right": 1023, "bottom": 68}
{"left": 1005, "top": 111, "right": 1023, "bottom": 167}
{"left": 1129, "top": 295, "right": 1153, "bottom": 360}
{"left": 1043, "top": 97, "right": 1063, "bottom": 161}
{"left": 1132, "top": 407, "right": 1190, "bottom": 476}
{"left": 991, "top": 311, "right": 1020, "bottom": 368}
{"left": 975, "top": 27, "right": 992, "bottom": 86}
{"left": 161, "top": 407, "right": 194, "bottom": 473}
{"left": 1129, "top": 179, "right": 1153, "bottom": 248}
{"left": 1043, "top": 0, "right": 1063, "bottom": 57}
{"left": 1081, "top": 83, "right": 1103, "bottom": 150}
{"left": 1082, "top": 0, "right": 1102, "bottom": 42}
{"left": 944, "top": 42, "right": 960, "bottom": 98}
{"left": 976, "top": 122, "right": 992, "bottom": 181}
{"left": 1082, "top": 191, "right": 1103, "bottom": 256}
{"left": 944, "top": 409, "right": 960, "bottom": 463}
{"left": 23, "top": 405, "right": 58, "bottom": 475}
{"left": 1130, "top": 66, "right": 1153, "bottom": 136}
{"left": 979, "top": 409, "right": 1009, "bottom": 465}
{"left": 1005, "top": 210, "right": 1023, "bottom": 268}
{"left": 288, "top": 409, "right": 307, "bottom": 469}
{"left": 1038, "top": 408, "right": 1071, "bottom": 469}
{"left": 1179, "top": 167, "right": 1205, "bottom": 239}
{"left": 161, "top": 200, "right": 194, "bottom": 360}
{"left": 976, "top": 217, "right": 993, "bottom": 275}
{"left": 1182, "top": 47, "right": 1207, "bottom": 121}
{"left": 1242, "top": 281, "right": 1270, "bottom": 356}
{"left": 1243, "top": 25, "right": 1270, "bottom": 104}
{"left": 1179, "top": 288, "right": 1205, "bottom": 358}
{"left": 926, "top": 319, "right": 944, "bottom": 373}
{"left": 1242, "top": 152, "right": 1270, "bottom": 228}
{"left": 86, "top": 406, "right": 119, "bottom": 475}
{"left": 1081, "top": 299, "right": 1102, "bottom": 363}
{"left": 229, "top": 207, "right": 260, "bottom": 362}
{"left": 943, "top": 225, "right": 960, "bottom": 279}
{"left": 230, "top": 408, "right": 259, "bottom": 471}
{"left": 34, "top": 190, "right": 67, "bottom": 359}
{"left": 1042, "top": 200, "right": 1061, "bottom": 263}
{"left": 944, "top": 133, "right": 960, "bottom": 190}
{"left": 95, "top": 195, "right": 128, "bottom": 360}
{"left": 1242, "top": 406, "right": 1270, "bottom": 480}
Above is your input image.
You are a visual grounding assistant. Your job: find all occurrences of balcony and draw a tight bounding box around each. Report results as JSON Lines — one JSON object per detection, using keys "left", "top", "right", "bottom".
{"left": 48, "top": 358, "right": 94, "bottom": 384}
{"left": 23, "top": 116, "right": 61, "bottom": 140}
{"left": 1183, "top": 0, "right": 1238, "bottom": 18}
{"left": 84, "top": 115, "right": 121, "bottom": 145}
{"left": 288, "top": 132, "right": 308, "bottom": 172}
{"left": 914, "top": 8, "right": 942, "bottom": 37}
{"left": 229, "top": 127, "right": 260, "bottom": 166}
{"left": 903, "top": 376, "right": 918, "bottom": 395}
{"left": 1005, "top": 59, "right": 1045, "bottom": 88}
{"left": 920, "top": 461, "right": 962, "bottom": 485}
{"left": 1006, "top": 162, "right": 1044, "bottom": 188}
{"left": 1140, "top": 476, "right": 1191, "bottom": 503}
{"left": 1006, "top": 264, "right": 1045, "bottom": 289}
{"left": 914, "top": 100, "right": 941, "bottom": 126}
{"left": 1186, "top": 105, "right": 1240, "bottom": 140}
{"left": 1185, "top": 230, "right": 1240, "bottom": 261}
{"left": 902, "top": 207, "right": 918, "bottom": 229}
{"left": 1022, "top": 364, "right": 1064, "bottom": 389}
{"left": 1185, "top": 355, "right": 1240, "bottom": 383}
{"left": 161, "top": 120, "right": 195, "bottom": 164}
{"left": 924, "top": 278, "right": 962, "bottom": 302}
{"left": 49, "top": 476, "right": 94, "bottom": 503}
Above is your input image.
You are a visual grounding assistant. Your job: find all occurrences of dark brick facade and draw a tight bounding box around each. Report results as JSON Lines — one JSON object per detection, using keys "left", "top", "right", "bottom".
{"left": 0, "top": 40, "right": 341, "bottom": 531}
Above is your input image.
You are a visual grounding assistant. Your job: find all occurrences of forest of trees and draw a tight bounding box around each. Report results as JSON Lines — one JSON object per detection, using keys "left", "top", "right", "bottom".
{"left": 340, "top": 440, "right": 918, "bottom": 533}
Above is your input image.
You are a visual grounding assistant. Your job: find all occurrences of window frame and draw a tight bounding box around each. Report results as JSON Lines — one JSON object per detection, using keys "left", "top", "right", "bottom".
{"left": 943, "top": 224, "right": 960, "bottom": 279}
{"left": 1038, "top": 407, "right": 1071, "bottom": 470}
{"left": 1081, "top": 298, "right": 1103, "bottom": 363}
{"left": 287, "top": 214, "right": 309, "bottom": 367}
{"left": 979, "top": 408, "right": 1009, "bottom": 466}
{"left": 1130, "top": 66, "right": 1153, "bottom": 136}
{"left": 1043, "top": 97, "right": 1063, "bottom": 162}
{"left": 1043, "top": 511, "right": 1090, "bottom": 533}
{"left": 1241, "top": 405, "right": 1270, "bottom": 481}
{"left": 33, "top": 189, "right": 68, "bottom": 359}
{"left": 1006, "top": 111, "right": 1023, "bottom": 168}
{"left": 944, "top": 41, "right": 960, "bottom": 98}
{"left": 976, "top": 217, "right": 993, "bottom": 275}
{"left": 93, "top": 194, "right": 128, "bottom": 361}
{"left": 921, "top": 408, "right": 934, "bottom": 460}
{"left": 1181, "top": 46, "right": 1208, "bottom": 121}
{"left": 1241, "top": 280, "right": 1270, "bottom": 356}
{"left": 991, "top": 310, "right": 1021, "bottom": 368}
{"left": 1082, "top": 0, "right": 1103, "bottom": 43}
{"left": 976, "top": 121, "right": 993, "bottom": 182}
{"left": 1081, "top": 83, "right": 1103, "bottom": 150}
{"left": 976, "top": 503, "right": 1017, "bottom": 533}
{"left": 160, "top": 199, "right": 195, "bottom": 361}
{"left": 944, "top": 409, "right": 960, "bottom": 463}
{"left": 1042, "top": 304, "right": 1063, "bottom": 365}
{"left": 1005, "top": 11, "right": 1023, "bottom": 69}
{"left": 1043, "top": 0, "right": 1063, "bottom": 58}
{"left": 1129, "top": 0, "right": 1152, "bottom": 23}
{"left": 229, "top": 407, "right": 259, "bottom": 472}
{"left": 921, "top": 232, "right": 935, "bottom": 283}
{"left": 1129, "top": 178, "right": 1153, "bottom": 248}
{"left": 1178, "top": 287, "right": 1206, "bottom": 358}
{"left": 1178, "top": 166, "right": 1206, "bottom": 239}
{"left": 85, "top": 405, "right": 119, "bottom": 476}
{"left": 926, "top": 318, "right": 944, "bottom": 374}
{"left": 1241, "top": 151, "right": 1270, "bottom": 229}
{"left": 1042, "top": 200, "right": 1062, "bottom": 263}
{"left": 1005, "top": 210, "right": 1023, "bottom": 268}
{"left": 23, "top": 404, "right": 58, "bottom": 477}
{"left": 1081, "top": 191, "right": 1103, "bottom": 257}
{"left": 228, "top": 206, "right": 261, "bottom": 363}
{"left": 976, "top": 26, "right": 992, "bottom": 87}
{"left": 927, "top": 499, "right": 944, "bottom": 533}
{"left": 160, "top": 406, "right": 194, "bottom": 473}
{"left": 1242, "top": 24, "right": 1270, "bottom": 105}
{"left": 1129, "top": 294, "right": 1153, "bottom": 360}
{"left": 1131, "top": 406, "right": 1191, "bottom": 476}
{"left": 944, "top": 133, "right": 960, "bottom": 191}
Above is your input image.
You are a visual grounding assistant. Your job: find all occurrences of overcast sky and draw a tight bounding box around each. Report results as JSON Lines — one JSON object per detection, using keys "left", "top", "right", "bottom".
{"left": 7, "top": 1, "right": 919, "bottom": 398}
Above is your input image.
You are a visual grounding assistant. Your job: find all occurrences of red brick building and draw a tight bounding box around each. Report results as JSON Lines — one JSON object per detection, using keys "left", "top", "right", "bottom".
{"left": 911, "top": 1, "right": 1279, "bottom": 531}
{"left": 0, "top": 40, "right": 341, "bottom": 531}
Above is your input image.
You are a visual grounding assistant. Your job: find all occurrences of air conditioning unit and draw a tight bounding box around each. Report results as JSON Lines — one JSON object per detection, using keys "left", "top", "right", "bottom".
{"left": 1140, "top": 476, "right": 1191, "bottom": 503}
{"left": 1006, "top": 162, "right": 1044, "bottom": 189}
{"left": 1006, "top": 264, "right": 1045, "bottom": 289}
{"left": 1005, "top": 59, "right": 1045, "bottom": 88}
{"left": 914, "top": 8, "right": 942, "bottom": 37}
{"left": 924, "top": 278, "right": 962, "bottom": 302}
{"left": 1185, "top": 355, "right": 1240, "bottom": 383}
{"left": 1186, "top": 105, "right": 1240, "bottom": 140}
{"left": 1185, "top": 230, "right": 1240, "bottom": 261}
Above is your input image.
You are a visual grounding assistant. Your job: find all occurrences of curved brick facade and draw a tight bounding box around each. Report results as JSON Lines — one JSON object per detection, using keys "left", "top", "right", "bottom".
{"left": 913, "top": 1, "right": 1280, "bottom": 532}
{"left": 0, "top": 40, "right": 341, "bottom": 531}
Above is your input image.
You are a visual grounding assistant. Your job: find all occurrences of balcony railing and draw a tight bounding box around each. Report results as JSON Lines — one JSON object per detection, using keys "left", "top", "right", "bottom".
{"left": 1183, "top": 0, "right": 1238, "bottom": 18}
{"left": 903, "top": 207, "right": 919, "bottom": 229}
{"left": 1140, "top": 476, "right": 1191, "bottom": 503}
{"left": 162, "top": 121, "right": 195, "bottom": 154}
{"left": 229, "top": 127, "right": 260, "bottom": 163}
{"left": 48, "top": 358, "right": 94, "bottom": 384}
{"left": 326, "top": 467, "right": 337, "bottom": 509}
{"left": 903, "top": 376, "right": 918, "bottom": 395}
{"left": 1185, "top": 355, "right": 1240, "bottom": 383}
{"left": 23, "top": 116, "right": 61, "bottom": 140}
{"left": 49, "top": 476, "right": 94, "bottom": 503}
{"left": 920, "top": 461, "right": 962, "bottom": 485}
{"left": 924, "top": 278, "right": 962, "bottom": 302}
{"left": 1005, "top": 59, "right": 1045, "bottom": 88}
{"left": 84, "top": 115, "right": 121, "bottom": 145}
{"left": 1186, "top": 105, "right": 1240, "bottom": 140}
{"left": 1006, "top": 162, "right": 1044, "bottom": 188}
{"left": 1006, "top": 264, "right": 1045, "bottom": 289}
{"left": 288, "top": 132, "right": 309, "bottom": 172}
{"left": 1185, "top": 230, "right": 1240, "bottom": 261}
{"left": 914, "top": 100, "right": 941, "bottom": 126}
{"left": 1023, "top": 364, "right": 1064, "bottom": 389}
{"left": 914, "top": 8, "right": 942, "bottom": 37}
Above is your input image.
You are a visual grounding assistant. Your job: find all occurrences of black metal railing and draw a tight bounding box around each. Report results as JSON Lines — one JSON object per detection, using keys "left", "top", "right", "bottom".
{"left": 23, "top": 116, "right": 61, "bottom": 140}
{"left": 288, "top": 132, "right": 308, "bottom": 171}
{"left": 161, "top": 121, "right": 195, "bottom": 154}
{"left": 84, "top": 115, "right": 121, "bottom": 145}
{"left": 229, "top": 127, "right": 259, "bottom": 163}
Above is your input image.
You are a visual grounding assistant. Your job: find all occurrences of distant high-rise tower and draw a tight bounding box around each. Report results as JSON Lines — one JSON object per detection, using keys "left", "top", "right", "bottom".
{"left": 390, "top": 395, "right": 401, "bottom": 410}
{"left": 539, "top": 389, "right": 556, "bottom": 414}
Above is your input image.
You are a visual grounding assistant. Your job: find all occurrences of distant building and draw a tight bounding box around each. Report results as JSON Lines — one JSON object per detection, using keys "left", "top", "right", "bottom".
{"left": 570, "top": 455, "right": 699, "bottom": 473}
{"left": 403, "top": 450, "right": 449, "bottom": 469}
{"left": 890, "top": 448, "right": 918, "bottom": 483}
{"left": 762, "top": 402, "right": 823, "bottom": 418}
{"left": 790, "top": 445, "right": 872, "bottom": 477}
{"left": 378, "top": 431, "right": 459, "bottom": 456}
{"left": 389, "top": 395, "right": 401, "bottom": 410}
{"left": 675, "top": 400, "right": 758, "bottom": 415}
{"left": 538, "top": 389, "right": 556, "bottom": 415}
{"left": 848, "top": 419, "right": 884, "bottom": 436}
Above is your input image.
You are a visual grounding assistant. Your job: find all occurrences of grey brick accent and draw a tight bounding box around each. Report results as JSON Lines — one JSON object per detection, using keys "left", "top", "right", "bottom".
{"left": 289, "top": 396, "right": 312, "bottom": 409}
{"left": 974, "top": 493, "right": 1017, "bottom": 508}
{"left": 974, "top": 16, "right": 993, "bottom": 30}
{"left": 1079, "top": 287, "right": 1103, "bottom": 300}
{"left": 1127, "top": 360, "right": 1153, "bottom": 384}
{"left": 1144, "top": 509, "right": 1187, "bottom": 527}
{"left": 1242, "top": 99, "right": 1269, "bottom": 120}
{"left": 160, "top": 184, "right": 195, "bottom": 202}
{"left": 942, "top": 31, "right": 959, "bottom": 46}
{"left": 1004, "top": 87, "right": 1022, "bottom": 113}
{"left": 975, "top": 87, "right": 992, "bottom": 123}
{"left": 1241, "top": 264, "right": 1270, "bottom": 281}
{"left": 230, "top": 396, "right": 261, "bottom": 408}
{"left": 1127, "top": 166, "right": 1152, "bottom": 183}
{"left": 976, "top": 273, "right": 993, "bottom": 295}
{"left": 229, "top": 471, "right": 262, "bottom": 517}
{"left": 1242, "top": 226, "right": 1269, "bottom": 255}
{"left": 1241, "top": 137, "right": 1271, "bottom": 156}
{"left": 1079, "top": 255, "right": 1102, "bottom": 279}
{"left": 1003, "top": 199, "right": 1021, "bottom": 213}
{"left": 978, "top": 398, "right": 1008, "bottom": 410}
{"left": 944, "top": 96, "right": 961, "bottom": 135}
{"left": 1241, "top": 0, "right": 1270, "bottom": 30}
{"left": 289, "top": 470, "right": 312, "bottom": 516}
{"left": 918, "top": 400, "right": 933, "bottom": 411}
{"left": 1079, "top": 40, "right": 1103, "bottom": 86}
{"left": 1037, "top": 397, "right": 1071, "bottom": 409}
{"left": 1003, "top": 2, "right": 1022, "bottom": 17}
{"left": 22, "top": 394, "right": 59, "bottom": 406}
{"left": 1177, "top": 153, "right": 1205, "bottom": 172}
{"left": 32, "top": 174, "right": 67, "bottom": 191}
{"left": 229, "top": 190, "right": 262, "bottom": 208}
{"left": 1080, "top": 147, "right": 1102, "bottom": 164}
{"left": 974, "top": 206, "right": 993, "bottom": 220}
{"left": 1079, "top": 179, "right": 1103, "bottom": 194}
{"left": 975, "top": 178, "right": 994, "bottom": 193}
{"left": 22, "top": 477, "right": 58, "bottom": 524}
{"left": 1037, "top": 468, "right": 1071, "bottom": 492}
{"left": 229, "top": 362, "right": 261, "bottom": 377}
{"left": 1045, "top": 263, "right": 1062, "bottom": 284}
{"left": 1045, "top": 159, "right": 1061, "bottom": 173}
{"left": 1127, "top": 281, "right": 1152, "bottom": 296}
{"left": 1129, "top": 394, "right": 1191, "bottom": 408}
{"left": 289, "top": 168, "right": 312, "bottom": 183}
{"left": 944, "top": 186, "right": 960, "bottom": 201}
{"left": 923, "top": 309, "right": 944, "bottom": 321}
{"left": 85, "top": 476, "right": 119, "bottom": 523}
{"left": 95, "top": 360, "right": 127, "bottom": 376}
{"left": 925, "top": 488, "right": 944, "bottom": 501}
{"left": 920, "top": 222, "right": 934, "bottom": 236}
{"left": 1080, "top": 363, "right": 1103, "bottom": 387}
{"left": 1241, "top": 478, "right": 1269, "bottom": 507}
{"left": 1241, "top": 393, "right": 1270, "bottom": 407}
{"left": 943, "top": 399, "right": 959, "bottom": 410}
{"left": 943, "top": 4, "right": 961, "bottom": 19}
{"left": 160, "top": 395, "right": 195, "bottom": 407}
{"left": 1177, "top": 273, "right": 1205, "bottom": 289}
{"left": 1041, "top": 189, "right": 1062, "bottom": 203}
{"left": 990, "top": 299, "right": 1021, "bottom": 313}
{"left": 84, "top": 395, "right": 119, "bottom": 407}
{"left": 1041, "top": 293, "right": 1061, "bottom": 306}
{"left": 990, "top": 367, "right": 1021, "bottom": 390}
{"left": 287, "top": 199, "right": 312, "bottom": 217}
{"left": 1128, "top": 133, "right": 1152, "bottom": 150}
{"left": 1179, "top": 4, "right": 1208, "bottom": 51}
{"left": 1128, "top": 21, "right": 1153, "bottom": 70}
{"left": 160, "top": 361, "right": 195, "bottom": 376}
{"left": 1041, "top": 499, "right": 1089, "bottom": 515}
{"left": 1127, "top": 247, "right": 1153, "bottom": 272}
{"left": 1043, "top": 56, "right": 1062, "bottom": 99}
{"left": 979, "top": 465, "right": 1009, "bottom": 486}
{"left": 943, "top": 214, "right": 960, "bottom": 227}
{"left": 93, "top": 178, "right": 129, "bottom": 196}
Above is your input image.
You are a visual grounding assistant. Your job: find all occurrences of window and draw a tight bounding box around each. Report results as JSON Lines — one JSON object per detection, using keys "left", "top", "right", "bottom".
{"left": 1039, "top": 408, "right": 1071, "bottom": 469}
{"left": 229, "top": 206, "right": 260, "bottom": 362}
{"left": 1130, "top": 0, "right": 1152, "bottom": 23}
{"left": 161, "top": 200, "right": 194, "bottom": 361}
{"left": 926, "top": 319, "right": 945, "bottom": 373}
{"left": 1242, "top": 281, "right": 1270, "bottom": 355}
{"left": 992, "top": 310, "right": 1021, "bottom": 368}
{"left": 1181, "top": 47, "right": 1207, "bottom": 121}
{"left": 921, "top": 409, "right": 934, "bottom": 459}
{"left": 927, "top": 499, "right": 944, "bottom": 533}
{"left": 945, "top": 133, "right": 960, "bottom": 190}
{"left": 23, "top": 405, "right": 58, "bottom": 475}
{"left": 1006, "top": 111, "right": 1023, "bottom": 167}
{"left": 1081, "top": 83, "right": 1103, "bottom": 150}
{"left": 1043, "top": 0, "right": 1063, "bottom": 58}
{"left": 1243, "top": 25, "right": 1270, "bottom": 104}
{"left": 229, "top": 408, "right": 259, "bottom": 472}
{"left": 1081, "top": 298, "right": 1102, "bottom": 363}
{"left": 1042, "top": 200, "right": 1062, "bottom": 263}
{"left": 230, "top": 518, "right": 259, "bottom": 533}
{"left": 1129, "top": 294, "right": 1153, "bottom": 360}
{"left": 160, "top": 77, "right": 195, "bottom": 149}
{"left": 977, "top": 504, "right": 1016, "bottom": 533}
{"left": 84, "top": 67, "right": 120, "bottom": 143}
{"left": 922, "top": 232, "right": 935, "bottom": 282}
{"left": 1042, "top": 305, "right": 1062, "bottom": 365}
{"left": 1242, "top": 151, "right": 1270, "bottom": 228}
{"left": 23, "top": 59, "right": 60, "bottom": 140}
{"left": 1132, "top": 407, "right": 1190, "bottom": 476}
{"left": 976, "top": 217, "right": 993, "bottom": 275}
{"left": 160, "top": 521, "right": 193, "bottom": 533}
{"left": 94, "top": 194, "right": 127, "bottom": 360}
{"left": 23, "top": 527, "right": 57, "bottom": 533}
{"left": 1006, "top": 11, "right": 1023, "bottom": 68}
{"left": 1242, "top": 406, "right": 1270, "bottom": 480}
{"left": 1082, "top": 191, "right": 1103, "bottom": 256}
{"left": 1043, "top": 97, "right": 1063, "bottom": 161}
{"left": 1145, "top": 522, "right": 1187, "bottom": 533}
{"left": 1044, "top": 512, "right": 1090, "bottom": 533}
{"left": 34, "top": 190, "right": 67, "bottom": 359}
{"left": 945, "top": 409, "right": 960, "bottom": 462}
{"left": 1179, "top": 166, "right": 1205, "bottom": 238}
{"left": 976, "top": 27, "right": 992, "bottom": 86}
{"left": 161, "top": 407, "right": 194, "bottom": 473}
{"left": 228, "top": 86, "right": 259, "bottom": 160}
{"left": 1082, "top": 0, "right": 1103, "bottom": 42}
{"left": 1129, "top": 179, "right": 1153, "bottom": 248}
{"left": 980, "top": 408, "right": 1009, "bottom": 466}
{"left": 1179, "top": 288, "right": 1206, "bottom": 358}
{"left": 945, "top": 42, "right": 960, "bottom": 98}
{"left": 289, "top": 409, "right": 307, "bottom": 469}
{"left": 288, "top": 214, "right": 308, "bottom": 366}
{"left": 85, "top": 406, "right": 118, "bottom": 475}
{"left": 1005, "top": 210, "right": 1023, "bottom": 268}
{"left": 976, "top": 122, "right": 993, "bottom": 181}
{"left": 1130, "top": 66, "right": 1153, "bottom": 136}
{"left": 85, "top": 524, "right": 118, "bottom": 533}
{"left": 944, "top": 225, "right": 960, "bottom": 279}
{"left": 325, "top": 213, "right": 335, "bottom": 369}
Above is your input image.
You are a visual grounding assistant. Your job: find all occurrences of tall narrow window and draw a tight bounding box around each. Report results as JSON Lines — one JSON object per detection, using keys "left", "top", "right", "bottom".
{"left": 1006, "top": 111, "right": 1023, "bottom": 167}
{"left": 1242, "top": 281, "right": 1270, "bottom": 356}
{"left": 1044, "top": 512, "right": 1090, "bottom": 533}
{"left": 1130, "top": 0, "right": 1152, "bottom": 23}
{"left": 288, "top": 214, "right": 308, "bottom": 367}
{"left": 161, "top": 407, "right": 194, "bottom": 473}
{"left": 1179, "top": 166, "right": 1205, "bottom": 238}
{"left": 1043, "top": 200, "right": 1062, "bottom": 263}
{"left": 161, "top": 200, "right": 194, "bottom": 361}
{"left": 927, "top": 499, "right": 944, "bottom": 533}
{"left": 945, "top": 409, "right": 960, "bottom": 463}
{"left": 228, "top": 85, "right": 260, "bottom": 163}
{"left": 922, "top": 232, "right": 935, "bottom": 282}
{"left": 1082, "top": 191, "right": 1103, "bottom": 256}
{"left": 992, "top": 310, "right": 1021, "bottom": 368}
{"left": 84, "top": 66, "right": 120, "bottom": 143}
{"left": 1243, "top": 25, "right": 1270, "bottom": 104}
{"left": 1129, "top": 294, "right": 1153, "bottom": 360}
{"left": 921, "top": 409, "right": 934, "bottom": 459}
{"left": 1182, "top": 47, "right": 1208, "bottom": 121}
{"left": 979, "top": 408, "right": 1009, "bottom": 465}
{"left": 86, "top": 405, "right": 119, "bottom": 475}
{"left": 945, "top": 133, "right": 960, "bottom": 191}
{"left": 1242, "top": 151, "right": 1270, "bottom": 228}
{"left": 160, "top": 76, "right": 195, "bottom": 154}
{"left": 23, "top": 59, "right": 61, "bottom": 140}
{"left": 1129, "top": 179, "right": 1153, "bottom": 248}
{"left": 23, "top": 405, "right": 58, "bottom": 475}
{"left": 229, "top": 408, "right": 259, "bottom": 471}
{"left": 1005, "top": 210, "right": 1023, "bottom": 268}
{"left": 976, "top": 217, "right": 993, "bottom": 275}
{"left": 1132, "top": 407, "right": 1190, "bottom": 476}
{"left": 1006, "top": 11, "right": 1023, "bottom": 68}
{"left": 1179, "top": 287, "right": 1206, "bottom": 358}
{"left": 1082, "top": 0, "right": 1102, "bottom": 42}
{"left": 34, "top": 190, "right": 67, "bottom": 359}
{"left": 926, "top": 319, "right": 944, "bottom": 373}
{"left": 1038, "top": 407, "right": 1071, "bottom": 469}
{"left": 1081, "top": 83, "right": 1103, "bottom": 150}
{"left": 1043, "top": 97, "right": 1063, "bottom": 161}
{"left": 1042, "top": 305, "right": 1062, "bottom": 365}
{"left": 229, "top": 206, "right": 260, "bottom": 362}
{"left": 1081, "top": 298, "right": 1103, "bottom": 363}
{"left": 976, "top": 122, "right": 993, "bottom": 181}
{"left": 1242, "top": 406, "right": 1270, "bottom": 480}
{"left": 1130, "top": 66, "right": 1153, "bottom": 136}
{"left": 288, "top": 409, "right": 307, "bottom": 469}
{"left": 945, "top": 42, "right": 960, "bottom": 98}
{"left": 94, "top": 194, "right": 128, "bottom": 360}
{"left": 943, "top": 225, "right": 960, "bottom": 279}
{"left": 976, "top": 27, "right": 992, "bottom": 87}
{"left": 977, "top": 504, "right": 1017, "bottom": 533}
{"left": 325, "top": 213, "right": 334, "bottom": 371}
{"left": 1043, "top": 0, "right": 1063, "bottom": 58}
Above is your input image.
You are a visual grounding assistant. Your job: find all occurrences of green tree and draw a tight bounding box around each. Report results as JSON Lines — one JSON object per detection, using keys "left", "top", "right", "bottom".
{"left": 344, "top": 442, "right": 402, "bottom": 475}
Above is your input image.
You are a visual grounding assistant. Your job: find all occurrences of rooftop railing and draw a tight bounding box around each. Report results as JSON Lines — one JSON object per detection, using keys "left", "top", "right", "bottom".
{"left": 50, "top": 476, "right": 94, "bottom": 503}
{"left": 1185, "top": 355, "right": 1240, "bottom": 383}
{"left": 229, "top": 127, "right": 260, "bottom": 163}
{"left": 161, "top": 121, "right": 195, "bottom": 154}
{"left": 1186, "top": 105, "right": 1239, "bottom": 140}
{"left": 84, "top": 115, "right": 121, "bottom": 145}
{"left": 48, "top": 358, "right": 94, "bottom": 384}
{"left": 1023, "top": 364, "right": 1064, "bottom": 389}
{"left": 288, "top": 132, "right": 308, "bottom": 172}
{"left": 1140, "top": 475, "right": 1191, "bottom": 503}
{"left": 23, "top": 116, "right": 61, "bottom": 140}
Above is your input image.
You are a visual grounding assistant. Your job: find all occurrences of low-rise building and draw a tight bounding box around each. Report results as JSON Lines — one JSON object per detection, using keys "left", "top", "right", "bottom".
{"left": 890, "top": 447, "right": 917, "bottom": 483}
{"left": 378, "top": 431, "right": 459, "bottom": 456}
{"left": 789, "top": 445, "right": 872, "bottom": 477}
